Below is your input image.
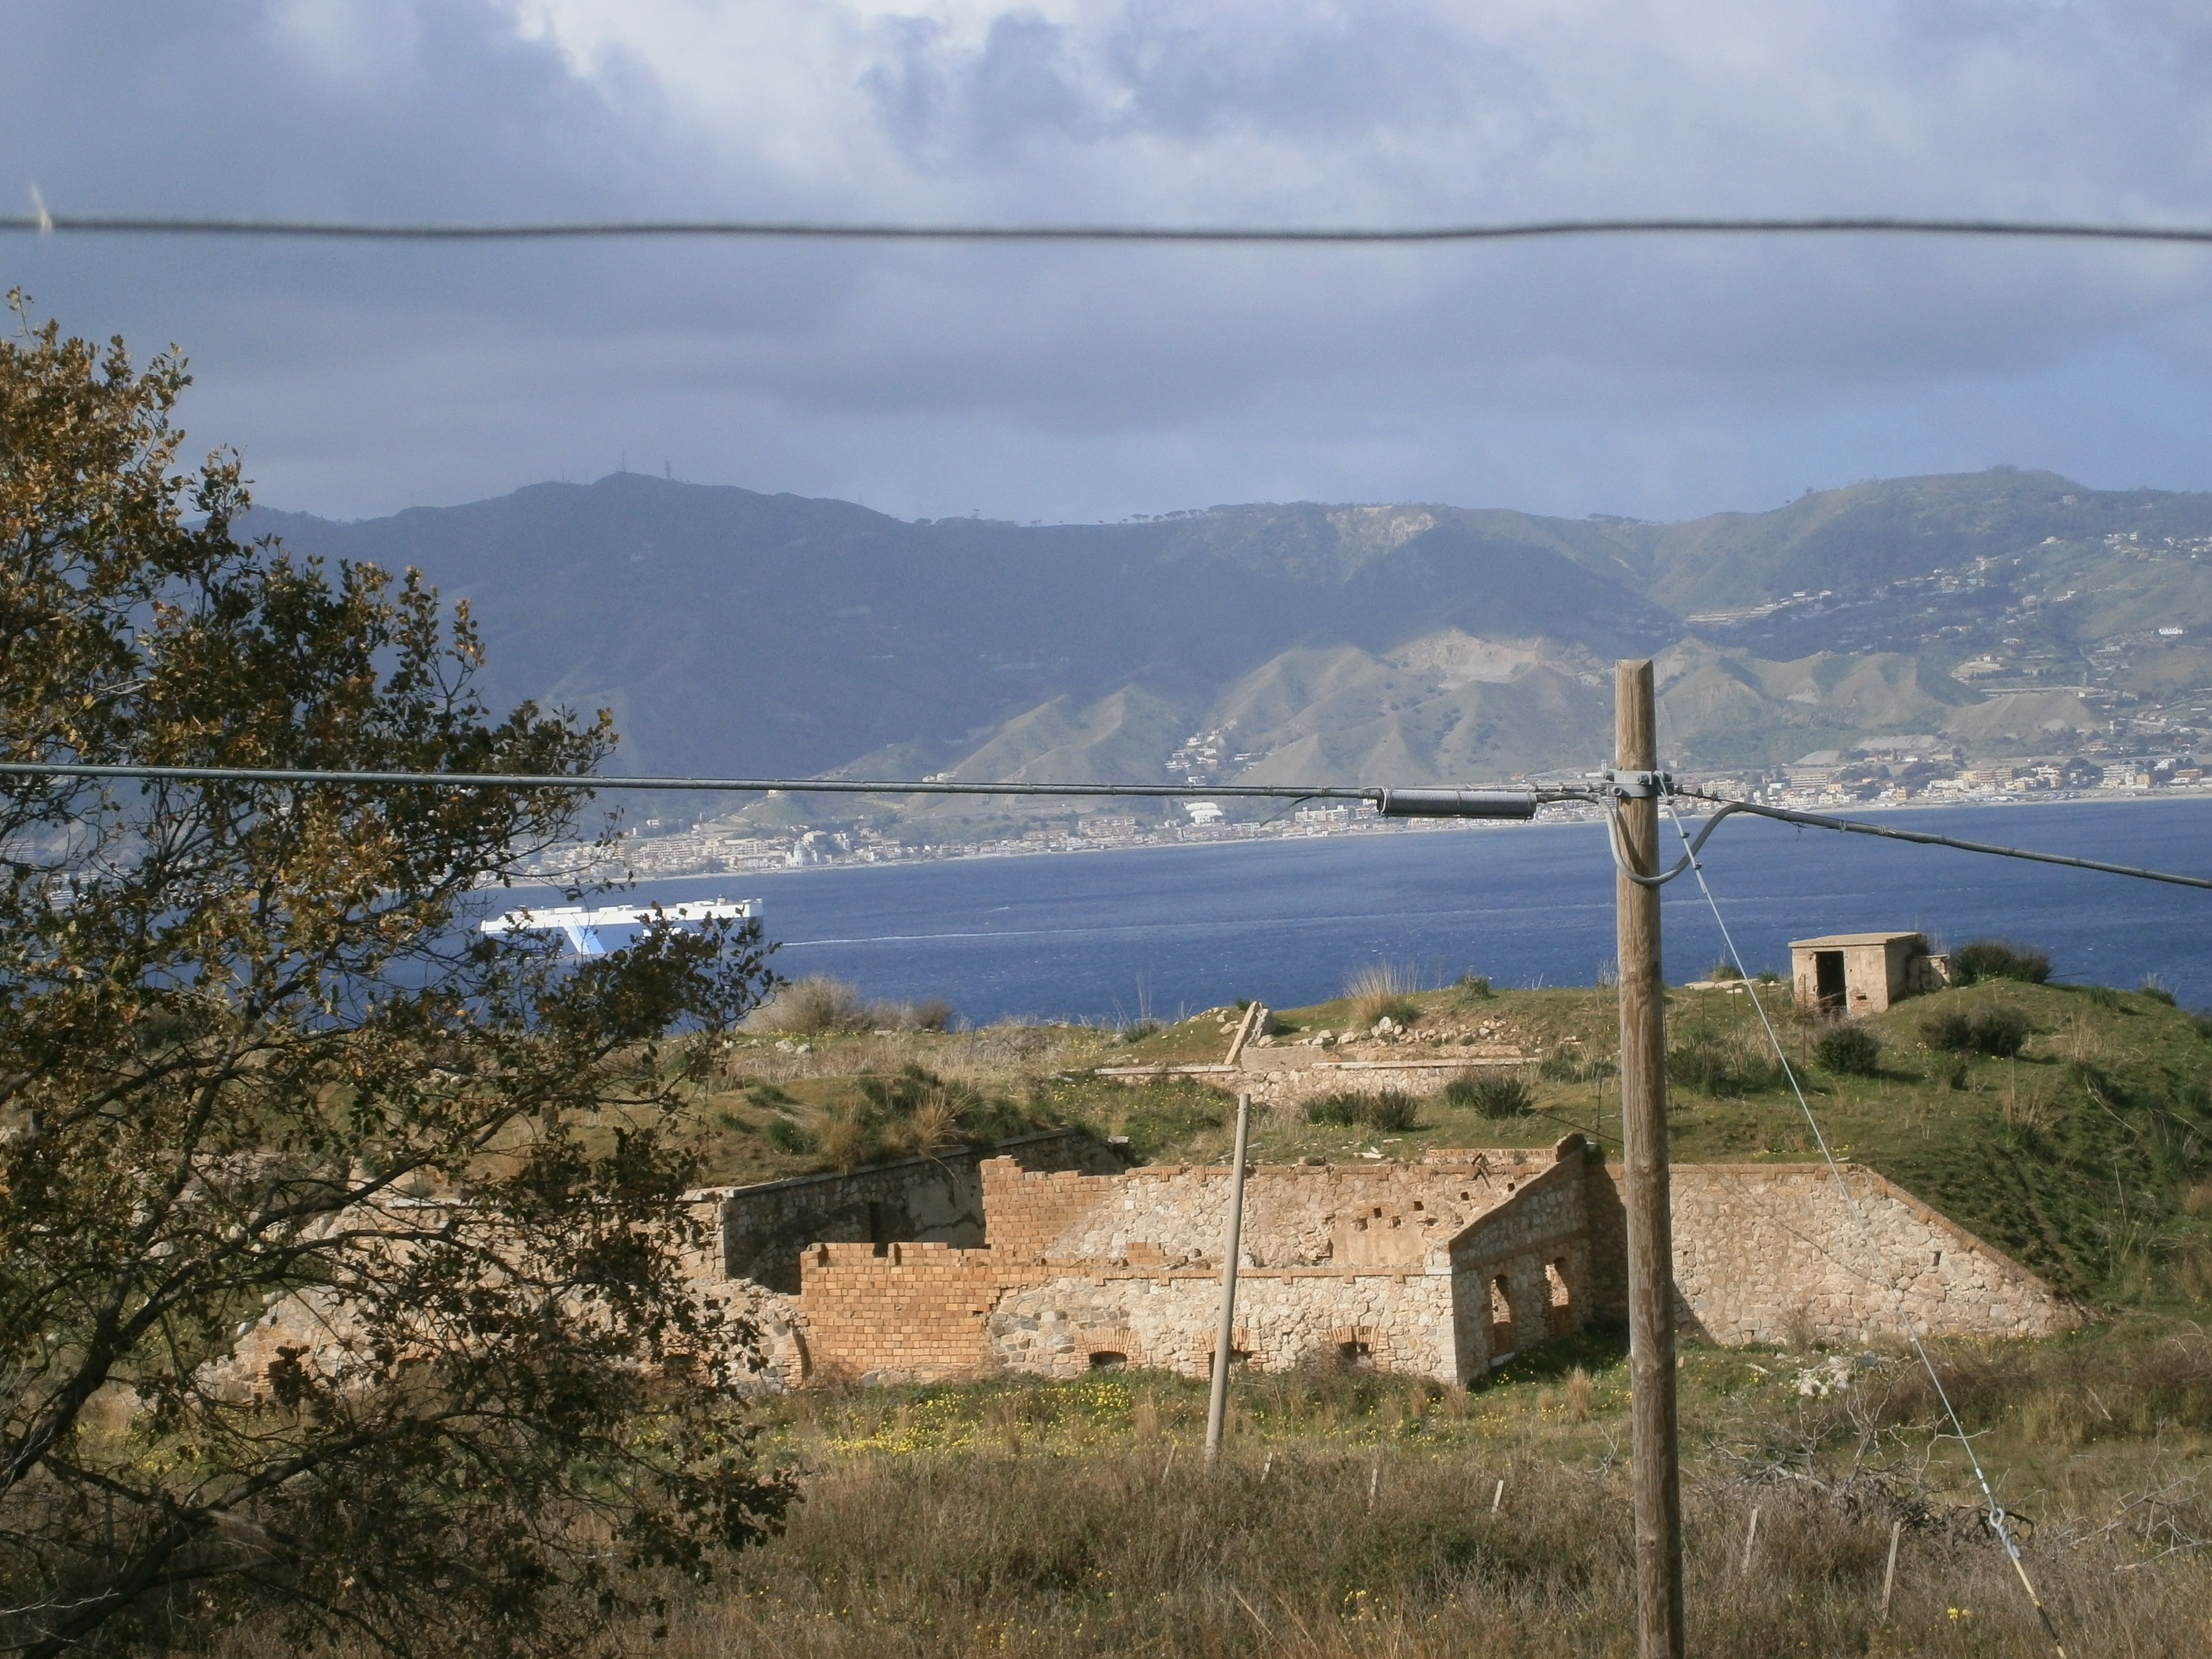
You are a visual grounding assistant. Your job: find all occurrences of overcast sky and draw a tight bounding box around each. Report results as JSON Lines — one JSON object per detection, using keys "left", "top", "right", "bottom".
{"left": 9, "top": 1, "right": 2212, "bottom": 525}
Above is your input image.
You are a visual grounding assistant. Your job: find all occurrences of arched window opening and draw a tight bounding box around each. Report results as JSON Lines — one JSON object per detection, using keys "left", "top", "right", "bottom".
{"left": 1546, "top": 1259, "right": 1574, "bottom": 1338}
{"left": 1488, "top": 1276, "right": 1516, "bottom": 1360}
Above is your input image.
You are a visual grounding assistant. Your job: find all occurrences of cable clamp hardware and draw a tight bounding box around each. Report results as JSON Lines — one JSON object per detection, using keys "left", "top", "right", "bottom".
{"left": 1603, "top": 769, "right": 1672, "bottom": 799}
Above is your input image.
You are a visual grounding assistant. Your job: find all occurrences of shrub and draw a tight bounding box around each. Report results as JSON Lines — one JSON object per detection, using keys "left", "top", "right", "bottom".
{"left": 817, "top": 1110, "right": 871, "bottom": 1170}
{"left": 763, "top": 1117, "right": 818, "bottom": 1154}
{"left": 1813, "top": 1024, "right": 1882, "bottom": 1076}
{"left": 1443, "top": 1070, "right": 1536, "bottom": 1118}
{"left": 1302, "top": 1089, "right": 1422, "bottom": 1131}
{"left": 748, "top": 973, "right": 869, "bottom": 1033}
{"left": 1304, "top": 1093, "right": 1361, "bottom": 1127}
{"left": 1950, "top": 939, "right": 2052, "bottom": 985}
{"left": 2082, "top": 985, "right": 2124, "bottom": 1011}
{"left": 1706, "top": 960, "right": 1743, "bottom": 981}
{"left": 856, "top": 1063, "right": 1032, "bottom": 1146}
{"left": 1454, "top": 972, "right": 1493, "bottom": 997}
{"left": 1120, "top": 1020, "right": 1160, "bottom": 1043}
{"left": 1922, "top": 1006, "right": 2032, "bottom": 1058}
{"left": 1360, "top": 1089, "right": 1421, "bottom": 1132}
{"left": 2140, "top": 978, "right": 2177, "bottom": 1007}
{"left": 1664, "top": 1028, "right": 1788, "bottom": 1097}
{"left": 865, "top": 996, "right": 958, "bottom": 1031}
{"left": 1345, "top": 963, "right": 1421, "bottom": 1027}
{"left": 1537, "top": 1049, "right": 1586, "bottom": 1083}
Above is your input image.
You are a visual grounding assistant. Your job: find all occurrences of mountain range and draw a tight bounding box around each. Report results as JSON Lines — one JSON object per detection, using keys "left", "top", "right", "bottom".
{"left": 243, "top": 466, "right": 2212, "bottom": 836}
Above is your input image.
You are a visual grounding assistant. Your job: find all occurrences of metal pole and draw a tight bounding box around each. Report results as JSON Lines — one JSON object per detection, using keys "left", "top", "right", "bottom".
{"left": 1203, "top": 1092, "right": 1254, "bottom": 1460}
{"left": 1615, "top": 658, "right": 1685, "bottom": 1659}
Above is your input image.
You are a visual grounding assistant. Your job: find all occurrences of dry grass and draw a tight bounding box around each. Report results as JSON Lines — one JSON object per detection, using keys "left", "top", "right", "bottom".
{"left": 729, "top": 1022, "right": 1112, "bottom": 1087}
{"left": 204, "top": 1325, "right": 2212, "bottom": 1658}
{"left": 1345, "top": 963, "right": 1422, "bottom": 1028}
{"left": 598, "top": 1328, "right": 2210, "bottom": 1659}
{"left": 747, "top": 973, "right": 873, "bottom": 1035}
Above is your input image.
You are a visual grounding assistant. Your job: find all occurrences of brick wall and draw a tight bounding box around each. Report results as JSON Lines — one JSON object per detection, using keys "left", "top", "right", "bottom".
{"left": 795, "top": 1241, "right": 1045, "bottom": 1384}
{"left": 977, "top": 1159, "right": 1124, "bottom": 1263}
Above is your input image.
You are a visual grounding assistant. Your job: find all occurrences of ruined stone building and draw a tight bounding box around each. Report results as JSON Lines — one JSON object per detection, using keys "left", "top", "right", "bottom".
{"left": 693, "top": 1132, "right": 2076, "bottom": 1389}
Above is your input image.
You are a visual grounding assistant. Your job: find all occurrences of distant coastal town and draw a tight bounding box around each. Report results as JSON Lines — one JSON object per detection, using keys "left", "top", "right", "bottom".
{"left": 516, "top": 739, "right": 2210, "bottom": 885}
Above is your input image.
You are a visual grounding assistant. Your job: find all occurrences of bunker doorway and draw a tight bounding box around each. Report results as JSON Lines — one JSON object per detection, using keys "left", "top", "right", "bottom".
{"left": 1814, "top": 950, "right": 1846, "bottom": 1012}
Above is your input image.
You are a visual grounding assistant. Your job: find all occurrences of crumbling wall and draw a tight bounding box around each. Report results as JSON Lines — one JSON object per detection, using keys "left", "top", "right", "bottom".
{"left": 978, "top": 1160, "right": 1125, "bottom": 1263}
{"left": 703, "top": 1128, "right": 1117, "bottom": 1292}
{"left": 1033, "top": 1153, "right": 1552, "bottom": 1271}
{"left": 1647, "top": 1165, "right": 2078, "bottom": 1345}
{"left": 987, "top": 1268, "right": 1457, "bottom": 1382}
{"left": 1232, "top": 1055, "right": 1533, "bottom": 1112}
{"left": 794, "top": 1241, "right": 1046, "bottom": 1384}
{"left": 721, "top": 1138, "right": 2078, "bottom": 1391}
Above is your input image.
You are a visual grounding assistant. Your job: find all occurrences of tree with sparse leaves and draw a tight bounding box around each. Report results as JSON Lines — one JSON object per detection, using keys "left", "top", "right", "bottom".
{"left": 0, "top": 296, "right": 791, "bottom": 1659}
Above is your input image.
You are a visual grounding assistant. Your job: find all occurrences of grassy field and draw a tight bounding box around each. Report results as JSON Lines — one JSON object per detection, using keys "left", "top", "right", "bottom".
{"left": 219, "top": 969, "right": 2212, "bottom": 1656}
{"left": 529, "top": 1312, "right": 2209, "bottom": 1658}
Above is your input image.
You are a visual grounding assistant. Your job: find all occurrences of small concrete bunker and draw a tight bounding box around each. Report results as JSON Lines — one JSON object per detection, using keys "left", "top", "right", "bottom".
{"left": 1790, "top": 931, "right": 1948, "bottom": 1018}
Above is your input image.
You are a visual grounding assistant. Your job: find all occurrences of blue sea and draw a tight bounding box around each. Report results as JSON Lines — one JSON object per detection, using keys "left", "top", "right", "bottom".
{"left": 507, "top": 798, "right": 2212, "bottom": 1024}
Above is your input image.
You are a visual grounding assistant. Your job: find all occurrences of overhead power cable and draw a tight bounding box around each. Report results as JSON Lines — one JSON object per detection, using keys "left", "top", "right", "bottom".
{"left": 0, "top": 762, "right": 1552, "bottom": 819}
{"left": 1609, "top": 783, "right": 2212, "bottom": 892}
{"left": 13, "top": 211, "right": 2212, "bottom": 248}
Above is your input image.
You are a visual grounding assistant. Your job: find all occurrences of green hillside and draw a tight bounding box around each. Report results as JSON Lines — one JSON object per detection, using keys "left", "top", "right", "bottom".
{"left": 243, "top": 467, "right": 2212, "bottom": 837}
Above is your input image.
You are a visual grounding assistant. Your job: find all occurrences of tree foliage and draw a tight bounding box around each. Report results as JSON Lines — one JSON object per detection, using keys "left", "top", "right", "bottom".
{"left": 0, "top": 297, "right": 790, "bottom": 1658}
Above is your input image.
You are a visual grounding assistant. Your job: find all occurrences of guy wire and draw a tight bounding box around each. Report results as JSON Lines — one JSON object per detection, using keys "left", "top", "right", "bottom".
{"left": 1656, "top": 794, "right": 2070, "bottom": 1656}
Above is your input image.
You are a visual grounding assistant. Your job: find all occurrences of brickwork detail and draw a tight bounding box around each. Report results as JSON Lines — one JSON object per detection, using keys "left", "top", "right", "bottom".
{"left": 794, "top": 1241, "right": 1044, "bottom": 1384}
{"left": 978, "top": 1162, "right": 1126, "bottom": 1264}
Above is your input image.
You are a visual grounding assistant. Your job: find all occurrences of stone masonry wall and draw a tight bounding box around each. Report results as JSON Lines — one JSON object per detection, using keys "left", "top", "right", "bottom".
{"left": 1653, "top": 1165, "right": 2078, "bottom": 1345}
{"left": 1447, "top": 1155, "right": 1596, "bottom": 1377}
{"left": 711, "top": 1141, "right": 2076, "bottom": 1391}
{"left": 1036, "top": 1151, "right": 1557, "bottom": 1272}
{"left": 988, "top": 1268, "right": 1458, "bottom": 1382}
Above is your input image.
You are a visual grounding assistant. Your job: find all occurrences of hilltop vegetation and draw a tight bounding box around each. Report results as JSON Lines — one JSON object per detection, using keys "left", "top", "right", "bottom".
{"left": 688, "top": 968, "right": 2212, "bottom": 1314}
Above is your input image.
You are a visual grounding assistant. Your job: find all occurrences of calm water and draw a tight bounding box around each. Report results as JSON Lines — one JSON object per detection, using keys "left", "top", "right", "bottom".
{"left": 511, "top": 798, "right": 2212, "bottom": 1024}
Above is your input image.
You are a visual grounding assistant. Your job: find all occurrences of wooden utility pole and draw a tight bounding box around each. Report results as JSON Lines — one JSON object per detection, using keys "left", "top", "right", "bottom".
{"left": 1615, "top": 658, "right": 1685, "bottom": 1659}
{"left": 1203, "top": 1091, "right": 1254, "bottom": 1461}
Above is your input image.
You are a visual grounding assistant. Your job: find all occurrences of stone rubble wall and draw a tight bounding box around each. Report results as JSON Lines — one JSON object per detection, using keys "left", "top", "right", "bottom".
{"left": 1230, "top": 1055, "right": 1535, "bottom": 1112}
{"left": 1035, "top": 1152, "right": 1556, "bottom": 1272}
{"left": 1656, "top": 1165, "right": 2079, "bottom": 1344}
{"left": 693, "top": 1138, "right": 2078, "bottom": 1391}
{"left": 1447, "top": 1155, "right": 1597, "bottom": 1376}
{"left": 988, "top": 1268, "right": 1458, "bottom": 1381}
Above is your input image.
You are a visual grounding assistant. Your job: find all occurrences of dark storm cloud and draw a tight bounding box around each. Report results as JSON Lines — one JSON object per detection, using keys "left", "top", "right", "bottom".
{"left": 9, "top": 1, "right": 2212, "bottom": 523}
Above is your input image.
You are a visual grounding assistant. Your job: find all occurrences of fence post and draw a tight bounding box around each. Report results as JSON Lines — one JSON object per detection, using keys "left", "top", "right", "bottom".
{"left": 1203, "top": 1092, "right": 1254, "bottom": 1460}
